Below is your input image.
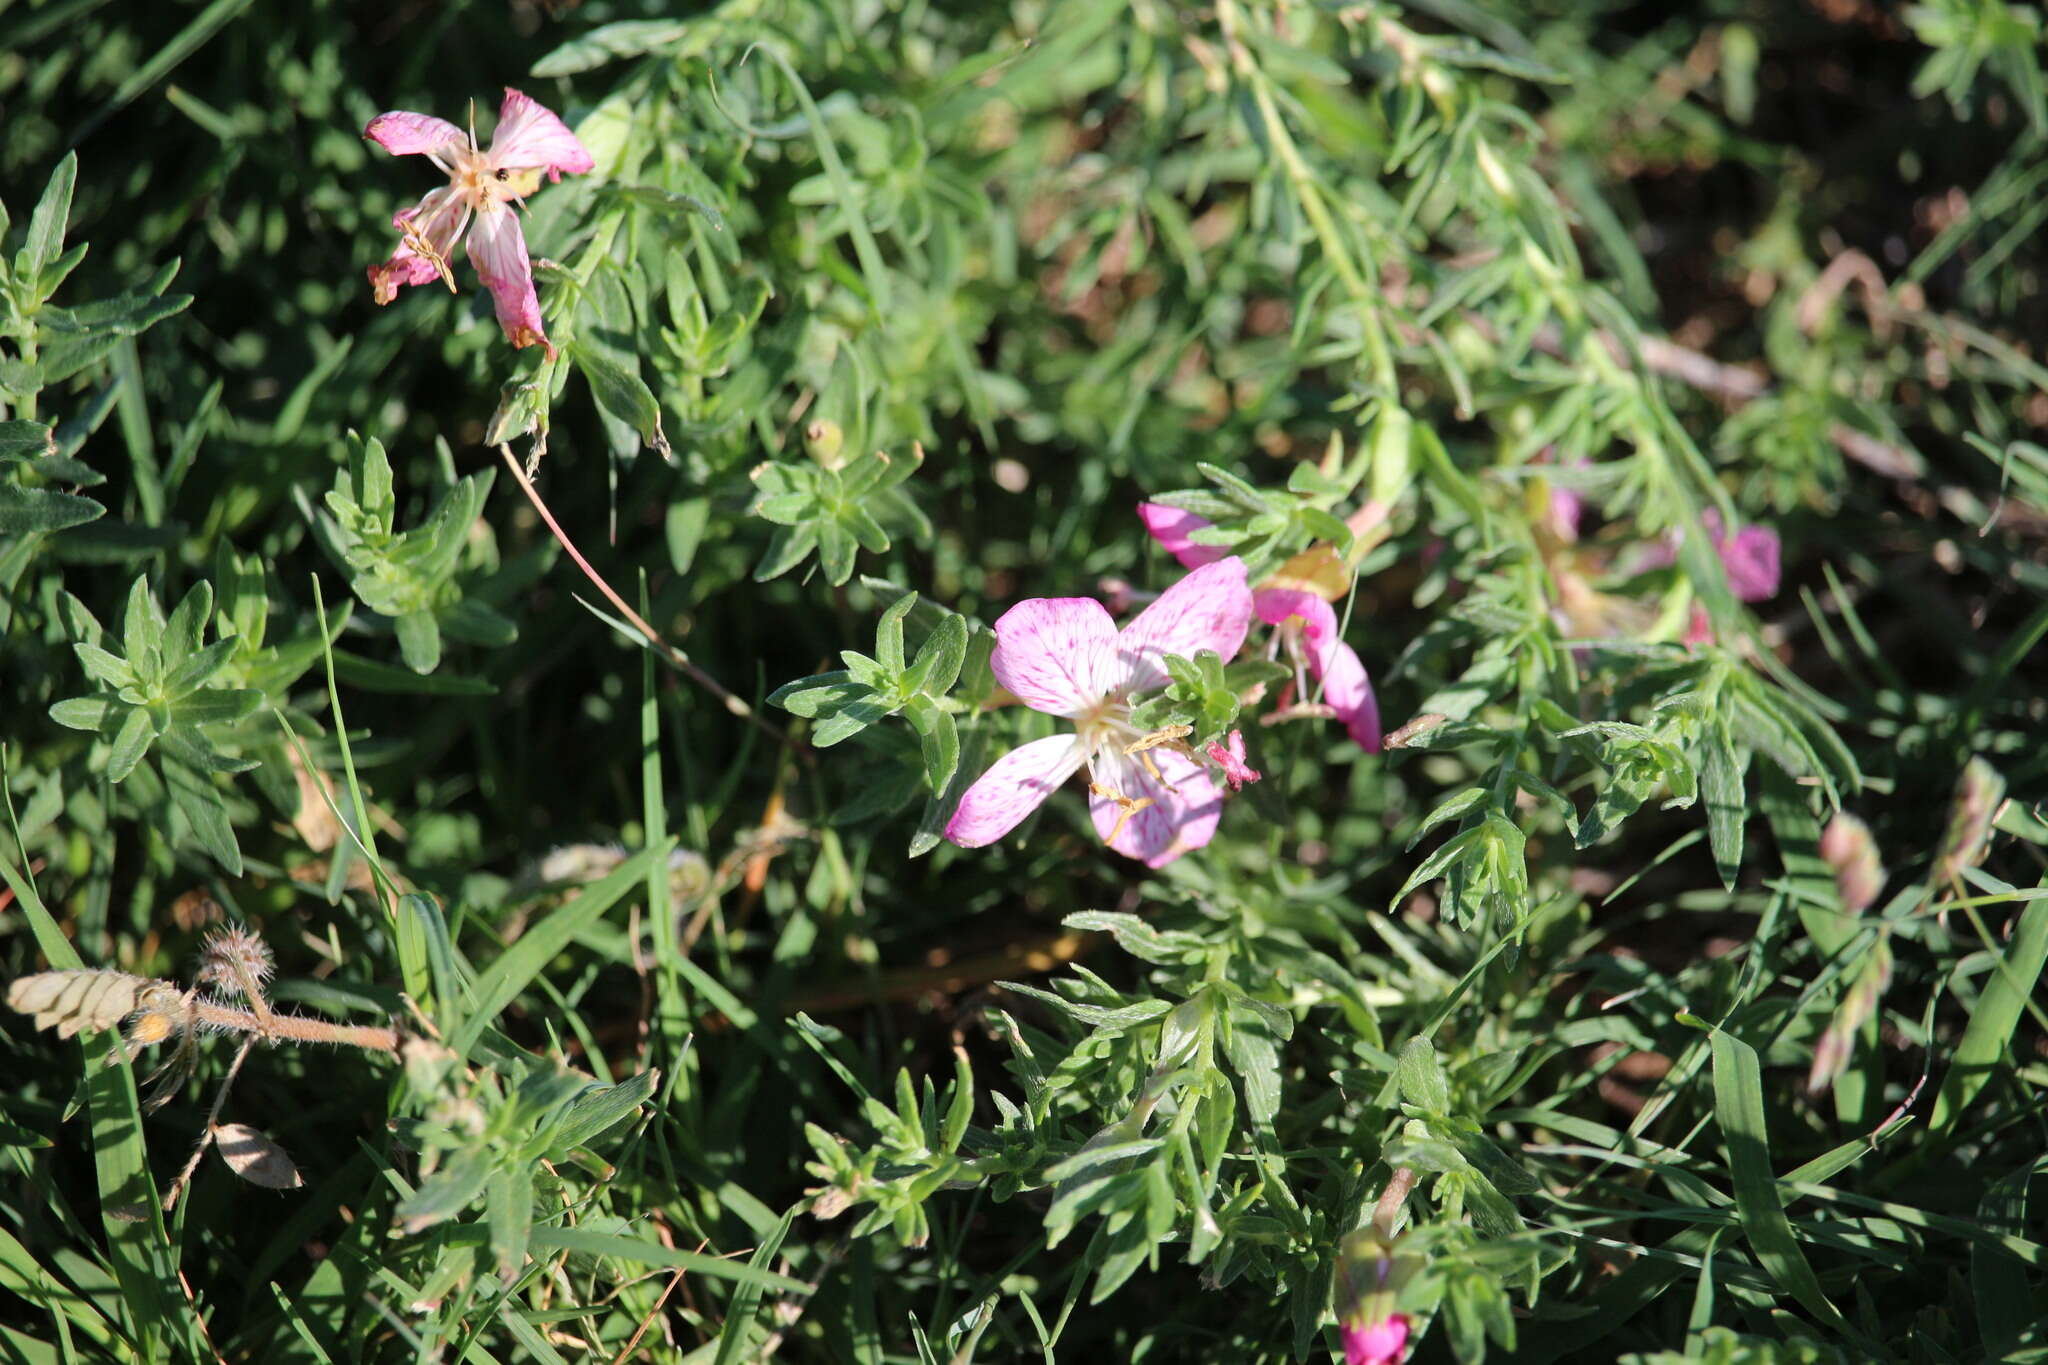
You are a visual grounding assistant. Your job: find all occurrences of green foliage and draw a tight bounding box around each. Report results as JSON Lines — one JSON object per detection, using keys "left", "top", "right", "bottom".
{"left": 4, "top": 0, "right": 2048, "bottom": 1362}
{"left": 318, "top": 434, "right": 516, "bottom": 674}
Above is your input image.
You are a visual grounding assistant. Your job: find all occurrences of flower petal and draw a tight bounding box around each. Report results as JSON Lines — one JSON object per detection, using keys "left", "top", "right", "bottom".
{"left": 364, "top": 110, "right": 466, "bottom": 157}
{"left": 1087, "top": 745, "right": 1223, "bottom": 867}
{"left": 1255, "top": 588, "right": 1379, "bottom": 750}
{"left": 368, "top": 187, "right": 468, "bottom": 304}
{"left": 1720, "top": 524, "right": 1780, "bottom": 601}
{"left": 943, "top": 734, "right": 1084, "bottom": 849}
{"left": 1318, "top": 640, "right": 1382, "bottom": 751}
{"left": 1342, "top": 1315, "right": 1411, "bottom": 1365}
{"left": 465, "top": 207, "right": 551, "bottom": 354}
{"left": 1137, "top": 502, "right": 1228, "bottom": 569}
{"left": 490, "top": 88, "right": 595, "bottom": 181}
{"left": 1116, "top": 557, "right": 1254, "bottom": 693}
{"left": 990, "top": 597, "right": 1120, "bottom": 717}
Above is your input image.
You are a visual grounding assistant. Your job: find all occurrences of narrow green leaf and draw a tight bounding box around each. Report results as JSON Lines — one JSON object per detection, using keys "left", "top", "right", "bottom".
{"left": 22, "top": 152, "right": 77, "bottom": 286}
{"left": 1705, "top": 1025, "right": 1850, "bottom": 1333}
{"left": 1930, "top": 895, "right": 2048, "bottom": 1135}
{"left": 450, "top": 844, "right": 664, "bottom": 1059}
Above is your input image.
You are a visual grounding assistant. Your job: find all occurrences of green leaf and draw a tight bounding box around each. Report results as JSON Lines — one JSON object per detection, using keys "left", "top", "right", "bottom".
{"left": 1395, "top": 1036, "right": 1452, "bottom": 1114}
{"left": 450, "top": 845, "right": 665, "bottom": 1059}
{"left": 1930, "top": 895, "right": 2048, "bottom": 1136}
{"left": 529, "top": 1227, "right": 804, "bottom": 1293}
{"left": 172, "top": 688, "right": 262, "bottom": 727}
{"left": 547, "top": 1071, "right": 658, "bottom": 1155}
{"left": 22, "top": 152, "right": 77, "bottom": 288}
{"left": 47, "top": 696, "right": 112, "bottom": 730}
{"left": 1700, "top": 729, "right": 1749, "bottom": 890}
{"left": 876, "top": 591, "right": 917, "bottom": 675}
{"left": 162, "top": 758, "right": 242, "bottom": 873}
{"left": 573, "top": 345, "right": 669, "bottom": 456}
{"left": 1705, "top": 1025, "right": 1851, "bottom": 1334}
{"left": 905, "top": 697, "right": 960, "bottom": 794}
{"left": 105, "top": 704, "right": 154, "bottom": 782}
{"left": 0, "top": 483, "right": 103, "bottom": 533}
{"left": 768, "top": 671, "right": 867, "bottom": 718}
{"left": 907, "top": 612, "right": 968, "bottom": 697}
{"left": 394, "top": 609, "right": 442, "bottom": 675}
{"left": 0, "top": 420, "right": 55, "bottom": 460}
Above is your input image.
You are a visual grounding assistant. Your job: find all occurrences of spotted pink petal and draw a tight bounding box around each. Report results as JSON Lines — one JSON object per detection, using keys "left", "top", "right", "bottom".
{"left": 1116, "top": 557, "right": 1253, "bottom": 693}
{"left": 989, "top": 597, "right": 1120, "bottom": 717}
{"left": 1137, "top": 502, "right": 1229, "bottom": 570}
{"left": 1342, "top": 1315, "right": 1410, "bottom": 1365}
{"left": 465, "top": 207, "right": 551, "bottom": 355}
{"left": 1087, "top": 744, "right": 1223, "bottom": 867}
{"left": 1255, "top": 588, "right": 1380, "bottom": 751}
{"left": 368, "top": 186, "right": 468, "bottom": 304}
{"left": 944, "top": 734, "right": 1085, "bottom": 849}
{"left": 364, "top": 110, "right": 466, "bottom": 157}
{"left": 490, "top": 88, "right": 595, "bottom": 181}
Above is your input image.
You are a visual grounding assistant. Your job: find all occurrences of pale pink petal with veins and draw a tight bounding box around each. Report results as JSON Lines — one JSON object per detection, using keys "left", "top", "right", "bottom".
{"left": 1087, "top": 745, "right": 1223, "bottom": 867}
{"left": 491, "top": 88, "right": 595, "bottom": 181}
{"left": 1116, "top": 557, "right": 1253, "bottom": 694}
{"left": 1137, "top": 502, "right": 1229, "bottom": 570}
{"left": 364, "top": 110, "right": 466, "bottom": 157}
{"left": 989, "top": 597, "right": 1121, "bottom": 717}
{"left": 465, "top": 208, "right": 551, "bottom": 355}
{"left": 943, "top": 734, "right": 1086, "bottom": 848}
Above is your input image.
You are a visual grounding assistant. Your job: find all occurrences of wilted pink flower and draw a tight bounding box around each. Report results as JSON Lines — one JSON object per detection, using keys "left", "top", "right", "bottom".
{"left": 1343, "top": 1315, "right": 1411, "bottom": 1365}
{"left": 363, "top": 89, "right": 594, "bottom": 356}
{"left": 945, "top": 559, "right": 1254, "bottom": 866}
{"left": 1138, "top": 503, "right": 1381, "bottom": 751}
{"left": 1207, "top": 729, "right": 1260, "bottom": 791}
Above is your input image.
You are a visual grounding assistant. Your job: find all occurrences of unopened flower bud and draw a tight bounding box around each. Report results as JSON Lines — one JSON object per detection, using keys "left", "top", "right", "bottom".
{"left": 1807, "top": 937, "right": 1892, "bottom": 1094}
{"left": 804, "top": 419, "right": 846, "bottom": 470}
{"left": 1819, "top": 813, "right": 1884, "bottom": 915}
{"left": 1936, "top": 758, "right": 2005, "bottom": 888}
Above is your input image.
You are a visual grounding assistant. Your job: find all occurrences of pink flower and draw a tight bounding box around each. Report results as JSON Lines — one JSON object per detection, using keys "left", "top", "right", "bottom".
{"left": 1342, "top": 1315, "right": 1410, "bottom": 1365}
{"left": 1642, "top": 509, "right": 1781, "bottom": 603}
{"left": 363, "top": 89, "right": 595, "bottom": 356}
{"left": 1138, "top": 503, "right": 1381, "bottom": 751}
{"left": 944, "top": 559, "right": 1255, "bottom": 866}
{"left": 1206, "top": 730, "right": 1260, "bottom": 790}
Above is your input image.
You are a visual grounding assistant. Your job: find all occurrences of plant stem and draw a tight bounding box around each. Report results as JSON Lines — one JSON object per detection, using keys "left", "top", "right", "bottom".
{"left": 191, "top": 999, "right": 399, "bottom": 1053}
{"left": 495, "top": 443, "right": 798, "bottom": 749}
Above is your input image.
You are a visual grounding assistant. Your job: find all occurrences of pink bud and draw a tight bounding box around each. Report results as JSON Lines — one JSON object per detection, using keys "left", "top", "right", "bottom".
{"left": 1936, "top": 758, "right": 2005, "bottom": 888}
{"left": 1819, "top": 812, "right": 1884, "bottom": 915}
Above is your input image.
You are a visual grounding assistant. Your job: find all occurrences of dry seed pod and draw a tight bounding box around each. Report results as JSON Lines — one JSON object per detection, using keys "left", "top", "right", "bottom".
{"left": 6, "top": 970, "right": 178, "bottom": 1040}
{"left": 212, "top": 1123, "right": 303, "bottom": 1189}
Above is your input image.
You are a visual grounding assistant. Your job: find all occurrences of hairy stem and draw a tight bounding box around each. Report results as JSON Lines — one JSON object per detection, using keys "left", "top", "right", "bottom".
{"left": 191, "top": 999, "right": 399, "bottom": 1053}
